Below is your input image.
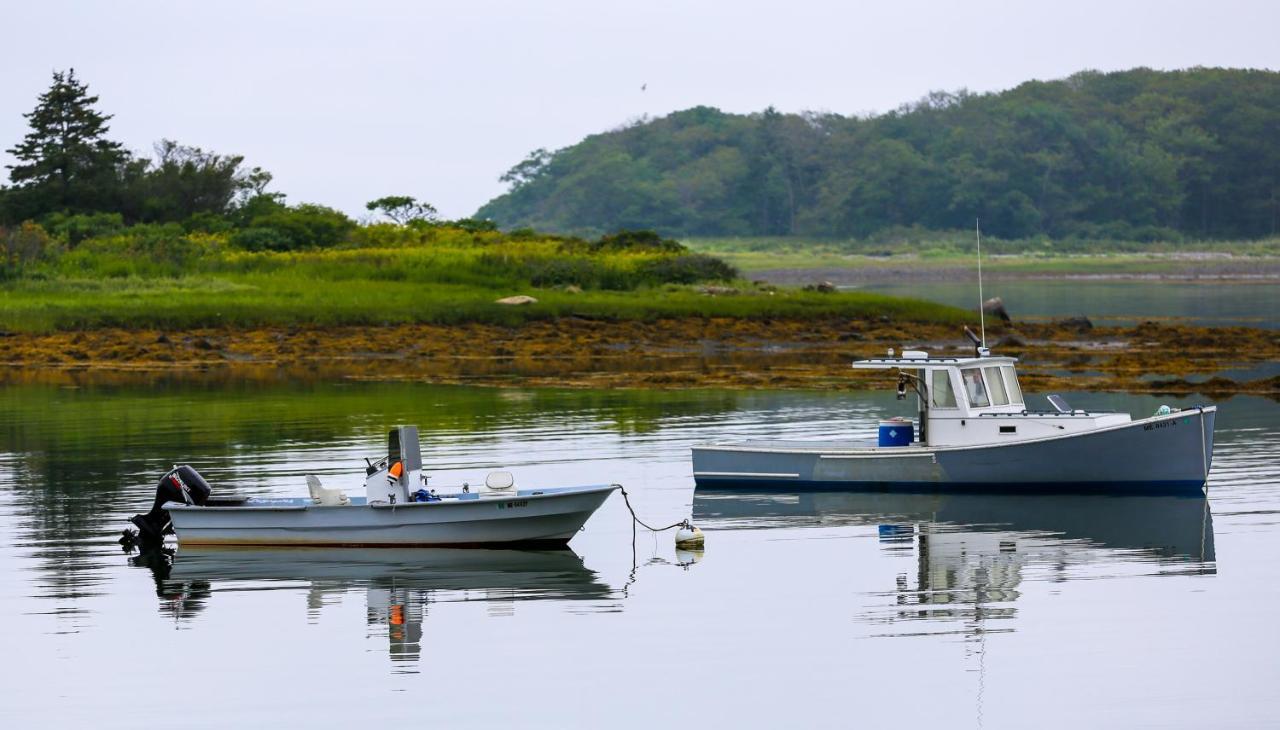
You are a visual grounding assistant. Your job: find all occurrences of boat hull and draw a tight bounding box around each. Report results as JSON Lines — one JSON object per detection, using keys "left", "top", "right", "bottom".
{"left": 693, "top": 407, "right": 1215, "bottom": 494}
{"left": 167, "top": 485, "right": 617, "bottom": 547}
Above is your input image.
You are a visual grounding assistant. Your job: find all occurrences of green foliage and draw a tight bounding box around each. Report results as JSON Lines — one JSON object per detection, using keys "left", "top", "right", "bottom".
{"left": 0, "top": 220, "right": 951, "bottom": 333}
{"left": 4, "top": 69, "right": 128, "bottom": 220}
{"left": 229, "top": 226, "right": 295, "bottom": 252}
{"left": 590, "top": 230, "right": 687, "bottom": 253}
{"left": 40, "top": 211, "right": 125, "bottom": 246}
{"left": 125, "top": 139, "right": 255, "bottom": 223}
{"left": 366, "top": 195, "right": 438, "bottom": 224}
{"left": 1, "top": 222, "right": 56, "bottom": 277}
{"left": 640, "top": 254, "right": 737, "bottom": 284}
{"left": 478, "top": 69, "right": 1280, "bottom": 241}
{"left": 2, "top": 71, "right": 272, "bottom": 227}
{"left": 236, "top": 204, "right": 355, "bottom": 250}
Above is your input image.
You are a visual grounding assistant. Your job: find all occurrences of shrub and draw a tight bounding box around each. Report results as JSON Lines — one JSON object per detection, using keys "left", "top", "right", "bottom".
{"left": 230, "top": 226, "right": 295, "bottom": 252}
{"left": 641, "top": 254, "right": 737, "bottom": 284}
{"left": 240, "top": 204, "right": 354, "bottom": 250}
{"left": 591, "top": 229, "right": 686, "bottom": 253}
{"left": 41, "top": 212, "right": 125, "bottom": 246}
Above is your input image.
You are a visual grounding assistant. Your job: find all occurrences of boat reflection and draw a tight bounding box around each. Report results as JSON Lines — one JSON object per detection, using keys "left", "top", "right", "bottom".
{"left": 694, "top": 491, "right": 1215, "bottom": 636}
{"left": 130, "top": 547, "right": 617, "bottom": 671}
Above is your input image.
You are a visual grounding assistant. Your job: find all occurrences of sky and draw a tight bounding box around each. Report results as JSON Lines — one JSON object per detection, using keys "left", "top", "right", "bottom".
{"left": 2, "top": 0, "right": 1277, "bottom": 220}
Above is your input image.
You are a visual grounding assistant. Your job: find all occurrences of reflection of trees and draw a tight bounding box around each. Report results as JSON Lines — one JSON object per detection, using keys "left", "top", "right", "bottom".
{"left": 2, "top": 380, "right": 736, "bottom": 617}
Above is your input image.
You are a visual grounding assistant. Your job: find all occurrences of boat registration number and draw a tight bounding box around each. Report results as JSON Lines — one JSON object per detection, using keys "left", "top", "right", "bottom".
{"left": 498, "top": 500, "right": 529, "bottom": 510}
{"left": 1144, "top": 418, "right": 1188, "bottom": 432}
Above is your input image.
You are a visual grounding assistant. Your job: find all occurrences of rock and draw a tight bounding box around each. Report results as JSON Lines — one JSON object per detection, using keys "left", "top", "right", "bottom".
{"left": 1057, "top": 315, "right": 1093, "bottom": 332}
{"left": 996, "top": 333, "right": 1026, "bottom": 348}
{"left": 699, "top": 285, "right": 739, "bottom": 296}
{"left": 982, "top": 296, "right": 1011, "bottom": 323}
{"left": 495, "top": 295, "right": 538, "bottom": 306}
{"left": 564, "top": 285, "right": 583, "bottom": 294}
{"left": 838, "top": 332, "right": 866, "bottom": 342}
{"left": 815, "top": 281, "right": 837, "bottom": 293}
{"left": 193, "top": 337, "right": 215, "bottom": 350}
{"left": 155, "top": 333, "right": 171, "bottom": 344}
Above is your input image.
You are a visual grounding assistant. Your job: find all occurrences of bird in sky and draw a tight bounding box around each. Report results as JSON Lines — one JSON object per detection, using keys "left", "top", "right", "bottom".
{"left": 641, "top": 83, "right": 647, "bottom": 92}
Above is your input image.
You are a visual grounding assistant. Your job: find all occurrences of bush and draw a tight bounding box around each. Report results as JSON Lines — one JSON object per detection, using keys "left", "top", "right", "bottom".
{"left": 641, "top": 254, "right": 737, "bottom": 284}
{"left": 41, "top": 212, "right": 125, "bottom": 246}
{"left": 591, "top": 229, "right": 686, "bottom": 253}
{"left": 1, "top": 222, "right": 56, "bottom": 276}
{"left": 230, "top": 226, "right": 295, "bottom": 252}
{"left": 445, "top": 218, "right": 498, "bottom": 233}
{"left": 239, "top": 204, "right": 354, "bottom": 250}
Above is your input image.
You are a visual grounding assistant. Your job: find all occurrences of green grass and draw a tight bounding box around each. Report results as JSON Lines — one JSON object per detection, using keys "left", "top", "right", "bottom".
{"left": 685, "top": 235, "right": 1280, "bottom": 274}
{"left": 0, "top": 224, "right": 969, "bottom": 332}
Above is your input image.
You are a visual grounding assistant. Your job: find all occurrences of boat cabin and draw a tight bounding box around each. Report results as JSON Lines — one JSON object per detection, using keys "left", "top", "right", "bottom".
{"left": 852, "top": 351, "right": 1129, "bottom": 447}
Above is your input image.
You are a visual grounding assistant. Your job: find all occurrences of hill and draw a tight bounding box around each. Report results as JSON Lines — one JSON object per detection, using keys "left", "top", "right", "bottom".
{"left": 476, "top": 67, "right": 1280, "bottom": 242}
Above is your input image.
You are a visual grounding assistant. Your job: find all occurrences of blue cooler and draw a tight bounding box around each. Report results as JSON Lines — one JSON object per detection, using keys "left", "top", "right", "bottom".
{"left": 878, "top": 418, "right": 914, "bottom": 447}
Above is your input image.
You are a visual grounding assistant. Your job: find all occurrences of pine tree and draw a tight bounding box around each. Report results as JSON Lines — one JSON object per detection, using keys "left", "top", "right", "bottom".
{"left": 5, "top": 69, "right": 128, "bottom": 215}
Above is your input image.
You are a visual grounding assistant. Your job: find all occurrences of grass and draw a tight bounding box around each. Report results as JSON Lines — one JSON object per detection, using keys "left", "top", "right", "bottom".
{"left": 0, "top": 275, "right": 967, "bottom": 332}
{"left": 0, "top": 224, "right": 970, "bottom": 333}
{"left": 685, "top": 234, "right": 1280, "bottom": 274}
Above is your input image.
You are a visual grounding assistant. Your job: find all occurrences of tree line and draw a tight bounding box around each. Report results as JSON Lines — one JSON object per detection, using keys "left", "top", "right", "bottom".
{"left": 0, "top": 69, "right": 469, "bottom": 257}
{"left": 477, "top": 67, "right": 1280, "bottom": 241}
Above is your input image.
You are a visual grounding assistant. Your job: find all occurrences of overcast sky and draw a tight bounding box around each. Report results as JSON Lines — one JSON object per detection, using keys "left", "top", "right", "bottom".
{"left": 2, "top": 0, "right": 1277, "bottom": 219}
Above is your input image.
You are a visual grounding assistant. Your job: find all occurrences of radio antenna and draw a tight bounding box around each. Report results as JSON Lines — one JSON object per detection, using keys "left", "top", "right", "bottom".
{"left": 976, "top": 218, "right": 986, "bottom": 350}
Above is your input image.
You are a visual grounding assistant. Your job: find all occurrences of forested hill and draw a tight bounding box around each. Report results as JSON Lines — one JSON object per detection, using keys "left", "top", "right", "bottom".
{"left": 477, "top": 68, "right": 1280, "bottom": 241}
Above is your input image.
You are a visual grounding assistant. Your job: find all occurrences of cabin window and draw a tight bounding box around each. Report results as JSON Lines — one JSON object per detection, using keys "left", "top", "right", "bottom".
{"left": 1001, "top": 366, "right": 1024, "bottom": 405}
{"left": 931, "top": 370, "right": 956, "bottom": 408}
{"left": 984, "top": 366, "right": 1009, "bottom": 406}
{"left": 961, "top": 368, "right": 990, "bottom": 407}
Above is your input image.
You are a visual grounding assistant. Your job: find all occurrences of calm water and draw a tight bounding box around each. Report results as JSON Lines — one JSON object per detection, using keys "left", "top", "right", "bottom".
{"left": 859, "top": 279, "right": 1280, "bottom": 329}
{"left": 1, "top": 381, "right": 1278, "bottom": 728}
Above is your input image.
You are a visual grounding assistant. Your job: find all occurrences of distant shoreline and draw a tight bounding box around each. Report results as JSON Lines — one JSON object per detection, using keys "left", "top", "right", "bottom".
{"left": 718, "top": 252, "right": 1280, "bottom": 285}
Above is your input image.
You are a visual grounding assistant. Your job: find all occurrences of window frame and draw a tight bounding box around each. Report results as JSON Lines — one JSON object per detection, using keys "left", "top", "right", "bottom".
{"left": 960, "top": 367, "right": 990, "bottom": 408}
{"left": 1001, "top": 365, "right": 1024, "bottom": 406}
{"left": 930, "top": 369, "right": 958, "bottom": 409}
{"left": 983, "top": 366, "right": 1010, "bottom": 406}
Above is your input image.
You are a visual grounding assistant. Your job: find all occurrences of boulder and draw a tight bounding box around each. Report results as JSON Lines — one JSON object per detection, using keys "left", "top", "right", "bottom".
{"left": 495, "top": 295, "right": 538, "bottom": 306}
{"left": 981, "top": 296, "right": 1011, "bottom": 323}
{"left": 1057, "top": 315, "right": 1094, "bottom": 332}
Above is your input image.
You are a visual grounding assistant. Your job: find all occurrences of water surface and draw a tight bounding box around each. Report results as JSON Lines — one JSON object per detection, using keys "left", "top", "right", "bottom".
{"left": 859, "top": 279, "right": 1279, "bottom": 329}
{"left": 1, "top": 382, "right": 1276, "bottom": 727}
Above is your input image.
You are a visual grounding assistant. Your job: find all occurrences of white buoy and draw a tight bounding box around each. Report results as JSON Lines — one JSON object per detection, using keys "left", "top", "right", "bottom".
{"left": 675, "top": 548, "right": 704, "bottom": 565}
{"left": 675, "top": 523, "right": 704, "bottom": 550}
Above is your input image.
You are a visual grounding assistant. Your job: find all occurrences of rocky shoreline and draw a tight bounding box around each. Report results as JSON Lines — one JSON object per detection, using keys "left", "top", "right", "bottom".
{"left": 2, "top": 317, "right": 1277, "bottom": 398}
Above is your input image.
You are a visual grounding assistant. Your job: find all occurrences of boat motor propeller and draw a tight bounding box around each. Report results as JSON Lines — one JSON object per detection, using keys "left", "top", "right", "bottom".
{"left": 127, "top": 465, "right": 213, "bottom": 545}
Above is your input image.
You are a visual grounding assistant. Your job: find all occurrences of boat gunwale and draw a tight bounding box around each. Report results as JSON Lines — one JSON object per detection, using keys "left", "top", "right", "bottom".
{"left": 167, "top": 484, "right": 619, "bottom": 512}
{"left": 692, "top": 406, "right": 1216, "bottom": 456}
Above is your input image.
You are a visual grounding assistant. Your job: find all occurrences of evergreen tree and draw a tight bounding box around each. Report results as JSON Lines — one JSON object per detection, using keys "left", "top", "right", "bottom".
{"left": 5, "top": 69, "right": 128, "bottom": 218}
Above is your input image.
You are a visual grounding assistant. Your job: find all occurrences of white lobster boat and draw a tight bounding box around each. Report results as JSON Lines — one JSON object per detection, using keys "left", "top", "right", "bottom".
{"left": 129, "top": 426, "right": 618, "bottom": 548}
{"left": 692, "top": 347, "right": 1216, "bottom": 494}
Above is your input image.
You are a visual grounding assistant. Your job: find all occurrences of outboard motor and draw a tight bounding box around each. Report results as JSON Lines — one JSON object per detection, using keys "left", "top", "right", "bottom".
{"left": 128, "top": 465, "right": 213, "bottom": 544}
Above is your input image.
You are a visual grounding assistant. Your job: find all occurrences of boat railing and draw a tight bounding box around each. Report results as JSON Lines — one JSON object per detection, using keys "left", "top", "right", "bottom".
{"left": 976, "top": 410, "right": 1095, "bottom": 417}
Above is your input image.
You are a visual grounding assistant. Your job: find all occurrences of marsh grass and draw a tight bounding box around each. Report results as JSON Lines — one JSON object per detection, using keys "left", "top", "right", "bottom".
{"left": 0, "top": 225, "right": 968, "bottom": 332}
{"left": 687, "top": 234, "right": 1280, "bottom": 274}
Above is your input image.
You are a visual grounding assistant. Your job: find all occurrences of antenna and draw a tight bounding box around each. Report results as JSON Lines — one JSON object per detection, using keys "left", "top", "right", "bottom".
{"left": 975, "top": 218, "right": 986, "bottom": 349}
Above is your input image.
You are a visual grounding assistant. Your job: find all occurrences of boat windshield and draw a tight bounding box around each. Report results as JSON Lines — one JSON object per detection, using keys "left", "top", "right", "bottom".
{"left": 931, "top": 370, "right": 956, "bottom": 408}
{"left": 984, "top": 366, "right": 1009, "bottom": 405}
{"left": 961, "top": 368, "right": 990, "bottom": 407}
{"left": 1001, "top": 365, "right": 1024, "bottom": 405}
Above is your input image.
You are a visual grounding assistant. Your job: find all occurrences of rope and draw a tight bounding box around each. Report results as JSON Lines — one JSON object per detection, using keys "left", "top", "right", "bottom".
{"left": 614, "top": 484, "right": 690, "bottom": 533}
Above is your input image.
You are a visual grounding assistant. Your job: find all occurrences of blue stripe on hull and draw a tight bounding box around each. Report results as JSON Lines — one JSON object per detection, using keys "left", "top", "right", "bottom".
{"left": 693, "top": 478, "right": 1206, "bottom": 496}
